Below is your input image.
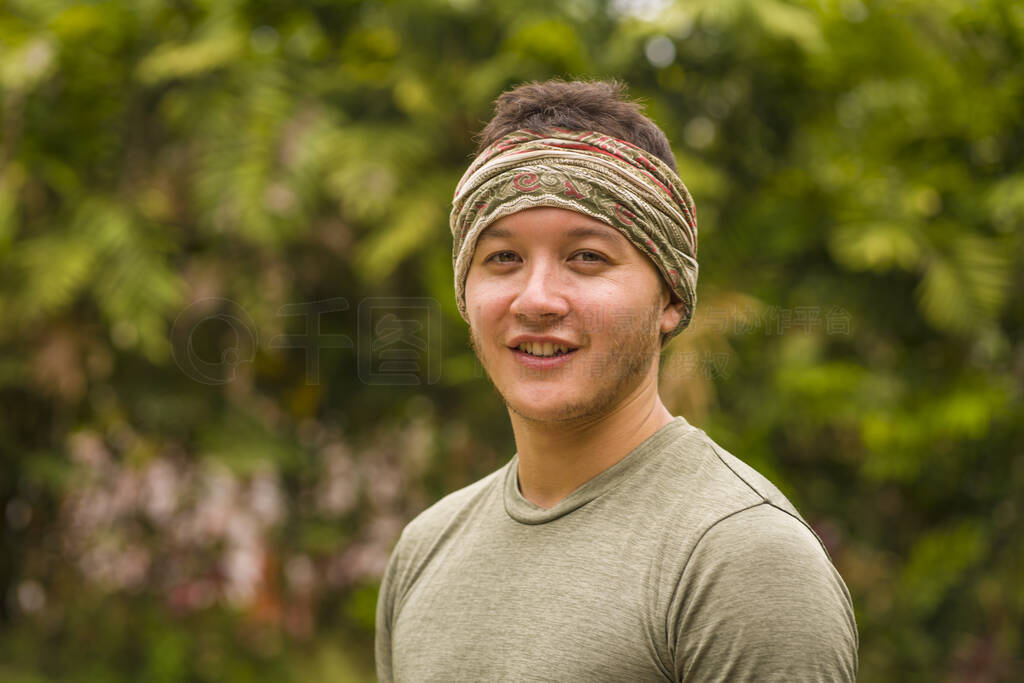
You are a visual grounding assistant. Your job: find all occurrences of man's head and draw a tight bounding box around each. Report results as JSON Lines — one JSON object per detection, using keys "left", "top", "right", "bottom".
{"left": 464, "top": 206, "right": 681, "bottom": 424}
{"left": 449, "top": 79, "right": 699, "bottom": 423}
{"left": 475, "top": 80, "right": 678, "bottom": 173}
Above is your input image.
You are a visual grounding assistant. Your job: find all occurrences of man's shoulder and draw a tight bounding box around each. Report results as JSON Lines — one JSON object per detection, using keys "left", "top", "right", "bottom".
{"left": 661, "top": 429, "right": 858, "bottom": 679}
{"left": 665, "top": 428, "right": 843, "bottom": 593}
{"left": 700, "top": 435, "right": 802, "bottom": 517}
{"left": 656, "top": 423, "right": 803, "bottom": 520}
{"left": 633, "top": 421, "right": 824, "bottom": 563}
{"left": 396, "top": 462, "right": 506, "bottom": 552}
{"left": 672, "top": 501, "right": 858, "bottom": 680}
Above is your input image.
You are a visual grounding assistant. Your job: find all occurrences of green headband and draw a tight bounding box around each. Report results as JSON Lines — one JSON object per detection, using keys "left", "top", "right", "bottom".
{"left": 450, "top": 128, "right": 699, "bottom": 340}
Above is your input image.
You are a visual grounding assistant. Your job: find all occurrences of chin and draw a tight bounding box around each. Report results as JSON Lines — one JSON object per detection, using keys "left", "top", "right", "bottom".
{"left": 505, "top": 393, "right": 607, "bottom": 425}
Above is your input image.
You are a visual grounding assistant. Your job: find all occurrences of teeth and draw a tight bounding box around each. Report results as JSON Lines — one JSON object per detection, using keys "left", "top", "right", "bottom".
{"left": 517, "top": 342, "right": 573, "bottom": 357}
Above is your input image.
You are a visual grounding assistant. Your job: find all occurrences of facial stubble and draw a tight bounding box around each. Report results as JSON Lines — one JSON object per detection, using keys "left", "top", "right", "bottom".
{"left": 467, "top": 302, "right": 664, "bottom": 425}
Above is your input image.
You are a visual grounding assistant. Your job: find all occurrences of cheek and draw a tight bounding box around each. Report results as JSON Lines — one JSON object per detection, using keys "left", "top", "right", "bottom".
{"left": 466, "top": 268, "right": 514, "bottom": 307}
{"left": 463, "top": 268, "right": 483, "bottom": 315}
{"left": 584, "top": 291, "right": 661, "bottom": 336}
{"left": 464, "top": 276, "right": 505, "bottom": 327}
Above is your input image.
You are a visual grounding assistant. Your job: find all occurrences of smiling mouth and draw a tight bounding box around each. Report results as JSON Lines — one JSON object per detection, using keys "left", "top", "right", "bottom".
{"left": 512, "top": 342, "right": 579, "bottom": 358}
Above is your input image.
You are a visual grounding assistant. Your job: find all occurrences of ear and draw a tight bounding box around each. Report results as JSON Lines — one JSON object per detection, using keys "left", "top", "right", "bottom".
{"left": 659, "top": 290, "right": 685, "bottom": 335}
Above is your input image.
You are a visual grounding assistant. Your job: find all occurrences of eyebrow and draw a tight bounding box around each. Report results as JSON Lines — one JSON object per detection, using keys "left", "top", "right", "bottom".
{"left": 477, "top": 224, "right": 625, "bottom": 244}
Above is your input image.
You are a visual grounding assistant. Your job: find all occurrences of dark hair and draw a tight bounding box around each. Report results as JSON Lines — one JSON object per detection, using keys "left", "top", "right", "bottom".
{"left": 475, "top": 79, "right": 677, "bottom": 172}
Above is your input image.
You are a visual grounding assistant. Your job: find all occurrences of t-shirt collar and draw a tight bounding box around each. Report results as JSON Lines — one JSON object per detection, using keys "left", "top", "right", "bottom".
{"left": 503, "top": 416, "right": 693, "bottom": 525}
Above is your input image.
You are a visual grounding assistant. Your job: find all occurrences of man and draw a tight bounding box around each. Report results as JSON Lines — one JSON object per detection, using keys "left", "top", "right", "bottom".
{"left": 375, "top": 80, "right": 858, "bottom": 681}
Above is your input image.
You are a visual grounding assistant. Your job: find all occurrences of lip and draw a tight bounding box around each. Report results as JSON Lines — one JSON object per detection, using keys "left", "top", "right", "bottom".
{"left": 510, "top": 346, "right": 578, "bottom": 370}
{"left": 506, "top": 335, "right": 580, "bottom": 348}
{"left": 505, "top": 336, "right": 581, "bottom": 370}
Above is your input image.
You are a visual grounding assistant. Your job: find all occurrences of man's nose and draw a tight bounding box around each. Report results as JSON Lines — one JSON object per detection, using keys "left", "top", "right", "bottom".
{"left": 508, "top": 261, "right": 571, "bottom": 321}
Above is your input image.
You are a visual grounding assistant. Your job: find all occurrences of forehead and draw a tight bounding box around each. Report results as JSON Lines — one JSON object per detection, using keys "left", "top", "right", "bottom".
{"left": 476, "top": 208, "right": 628, "bottom": 246}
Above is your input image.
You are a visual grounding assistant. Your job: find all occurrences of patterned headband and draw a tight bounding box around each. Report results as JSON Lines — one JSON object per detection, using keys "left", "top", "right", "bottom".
{"left": 450, "top": 128, "right": 699, "bottom": 340}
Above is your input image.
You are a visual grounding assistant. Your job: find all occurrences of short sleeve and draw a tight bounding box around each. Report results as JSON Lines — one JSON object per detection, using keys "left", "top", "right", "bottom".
{"left": 375, "top": 535, "right": 405, "bottom": 683}
{"left": 671, "top": 503, "right": 858, "bottom": 682}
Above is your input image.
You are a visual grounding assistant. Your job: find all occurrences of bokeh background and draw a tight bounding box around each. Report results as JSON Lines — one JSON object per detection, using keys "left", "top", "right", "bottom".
{"left": 1, "top": 0, "right": 1022, "bottom": 680}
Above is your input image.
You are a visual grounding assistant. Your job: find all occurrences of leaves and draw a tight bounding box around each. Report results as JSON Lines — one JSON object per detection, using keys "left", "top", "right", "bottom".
{"left": 917, "top": 233, "right": 1012, "bottom": 334}
{"left": 1, "top": 1, "right": 1022, "bottom": 681}
{"left": 829, "top": 221, "right": 924, "bottom": 272}
{"left": 899, "top": 519, "right": 986, "bottom": 616}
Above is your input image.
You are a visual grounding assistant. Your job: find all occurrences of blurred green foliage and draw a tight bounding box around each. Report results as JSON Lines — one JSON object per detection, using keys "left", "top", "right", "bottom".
{"left": 0, "top": 0, "right": 1021, "bottom": 680}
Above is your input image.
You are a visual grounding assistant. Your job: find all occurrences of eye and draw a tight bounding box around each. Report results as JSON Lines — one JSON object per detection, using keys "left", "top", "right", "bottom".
{"left": 485, "top": 250, "right": 520, "bottom": 264}
{"left": 571, "top": 250, "right": 607, "bottom": 263}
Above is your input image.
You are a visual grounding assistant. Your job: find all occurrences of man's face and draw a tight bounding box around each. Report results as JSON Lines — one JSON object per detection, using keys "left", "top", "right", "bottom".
{"left": 464, "top": 207, "right": 682, "bottom": 425}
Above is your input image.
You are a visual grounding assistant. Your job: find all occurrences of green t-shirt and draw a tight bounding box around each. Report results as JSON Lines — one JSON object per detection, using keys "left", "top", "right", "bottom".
{"left": 375, "top": 417, "right": 858, "bottom": 681}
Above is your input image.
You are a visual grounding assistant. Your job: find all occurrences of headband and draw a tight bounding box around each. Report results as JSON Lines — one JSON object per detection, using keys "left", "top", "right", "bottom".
{"left": 450, "top": 128, "right": 698, "bottom": 340}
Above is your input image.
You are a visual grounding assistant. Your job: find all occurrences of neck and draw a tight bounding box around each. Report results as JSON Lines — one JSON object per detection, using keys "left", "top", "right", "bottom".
{"left": 509, "top": 374, "right": 675, "bottom": 509}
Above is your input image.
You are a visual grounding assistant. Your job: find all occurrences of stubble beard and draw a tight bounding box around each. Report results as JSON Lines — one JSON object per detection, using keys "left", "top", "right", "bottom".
{"left": 467, "top": 304, "right": 663, "bottom": 426}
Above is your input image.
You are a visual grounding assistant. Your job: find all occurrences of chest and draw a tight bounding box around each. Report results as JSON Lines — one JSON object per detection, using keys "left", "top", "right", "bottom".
{"left": 391, "top": 521, "right": 674, "bottom": 682}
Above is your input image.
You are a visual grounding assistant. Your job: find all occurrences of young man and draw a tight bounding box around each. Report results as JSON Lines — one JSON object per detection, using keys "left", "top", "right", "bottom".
{"left": 375, "top": 81, "right": 858, "bottom": 681}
